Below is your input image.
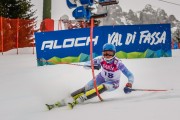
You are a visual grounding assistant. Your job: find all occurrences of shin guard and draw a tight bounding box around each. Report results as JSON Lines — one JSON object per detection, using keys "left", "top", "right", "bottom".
{"left": 85, "top": 84, "right": 106, "bottom": 99}
{"left": 71, "top": 87, "right": 85, "bottom": 100}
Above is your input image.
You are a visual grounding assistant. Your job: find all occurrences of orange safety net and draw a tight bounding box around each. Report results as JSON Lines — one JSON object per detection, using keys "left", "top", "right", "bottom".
{"left": 0, "top": 17, "right": 35, "bottom": 52}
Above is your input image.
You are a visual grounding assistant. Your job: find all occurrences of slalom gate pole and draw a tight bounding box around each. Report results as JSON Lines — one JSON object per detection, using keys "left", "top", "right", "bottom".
{"left": 90, "top": 18, "right": 103, "bottom": 101}
{"left": 131, "top": 88, "right": 172, "bottom": 92}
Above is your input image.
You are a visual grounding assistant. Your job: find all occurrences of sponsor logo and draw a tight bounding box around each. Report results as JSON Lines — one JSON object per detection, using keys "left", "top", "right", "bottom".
{"left": 41, "top": 36, "right": 99, "bottom": 50}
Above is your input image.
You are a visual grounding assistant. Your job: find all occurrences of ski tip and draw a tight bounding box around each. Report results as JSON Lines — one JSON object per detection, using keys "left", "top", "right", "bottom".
{"left": 45, "top": 104, "right": 54, "bottom": 111}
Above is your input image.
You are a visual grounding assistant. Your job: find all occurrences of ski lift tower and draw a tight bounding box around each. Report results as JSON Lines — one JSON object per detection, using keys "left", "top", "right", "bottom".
{"left": 41, "top": 0, "right": 54, "bottom": 31}
{"left": 43, "top": 0, "right": 51, "bottom": 19}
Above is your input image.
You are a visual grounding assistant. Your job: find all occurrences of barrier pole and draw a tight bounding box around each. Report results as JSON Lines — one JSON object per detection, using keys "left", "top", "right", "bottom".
{"left": 90, "top": 18, "right": 103, "bottom": 101}
{"left": 0, "top": 17, "right": 3, "bottom": 55}
{"left": 58, "top": 20, "right": 62, "bottom": 30}
{"left": 32, "top": 22, "right": 35, "bottom": 54}
{"left": 16, "top": 18, "right": 19, "bottom": 54}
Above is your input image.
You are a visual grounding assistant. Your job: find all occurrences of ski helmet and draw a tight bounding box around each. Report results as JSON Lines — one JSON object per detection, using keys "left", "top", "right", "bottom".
{"left": 103, "top": 43, "right": 116, "bottom": 52}
{"left": 102, "top": 43, "right": 116, "bottom": 62}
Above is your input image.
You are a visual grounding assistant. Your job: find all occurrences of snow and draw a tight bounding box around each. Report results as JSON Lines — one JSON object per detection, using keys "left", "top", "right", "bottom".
{"left": 0, "top": 48, "right": 180, "bottom": 120}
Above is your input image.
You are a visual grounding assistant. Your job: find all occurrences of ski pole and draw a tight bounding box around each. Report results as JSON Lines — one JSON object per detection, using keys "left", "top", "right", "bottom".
{"left": 61, "top": 63, "right": 84, "bottom": 66}
{"left": 37, "top": 58, "right": 84, "bottom": 66}
{"left": 50, "top": 62, "right": 84, "bottom": 67}
{"left": 130, "top": 88, "right": 172, "bottom": 92}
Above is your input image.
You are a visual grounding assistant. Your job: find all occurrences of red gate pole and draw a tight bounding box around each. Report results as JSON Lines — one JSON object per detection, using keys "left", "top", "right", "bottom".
{"left": 16, "top": 18, "right": 19, "bottom": 54}
{"left": 0, "top": 17, "right": 3, "bottom": 55}
{"left": 90, "top": 18, "right": 103, "bottom": 101}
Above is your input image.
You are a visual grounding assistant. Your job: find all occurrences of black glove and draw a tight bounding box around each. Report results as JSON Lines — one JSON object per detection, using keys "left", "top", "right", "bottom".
{"left": 124, "top": 83, "right": 132, "bottom": 94}
{"left": 94, "top": 64, "right": 101, "bottom": 70}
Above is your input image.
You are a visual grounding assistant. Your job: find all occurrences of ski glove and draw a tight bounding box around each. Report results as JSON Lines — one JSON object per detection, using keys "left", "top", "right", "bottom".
{"left": 94, "top": 64, "right": 101, "bottom": 70}
{"left": 124, "top": 83, "right": 132, "bottom": 94}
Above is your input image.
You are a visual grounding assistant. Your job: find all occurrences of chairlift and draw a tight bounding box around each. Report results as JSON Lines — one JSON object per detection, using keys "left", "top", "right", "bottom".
{"left": 66, "top": 0, "right": 77, "bottom": 9}
{"left": 98, "top": 0, "right": 119, "bottom": 6}
{"left": 67, "top": 0, "right": 119, "bottom": 21}
{"left": 72, "top": 6, "right": 91, "bottom": 20}
{"left": 66, "top": 0, "right": 94, "bottom": 9}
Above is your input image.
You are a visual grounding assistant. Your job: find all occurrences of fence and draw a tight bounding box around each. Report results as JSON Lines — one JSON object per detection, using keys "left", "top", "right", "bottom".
{"left": 1, "top": 17, "right": 179, "bottom": 55}
{"left": 0, "top": 17, "right": 35, "bottom": 54}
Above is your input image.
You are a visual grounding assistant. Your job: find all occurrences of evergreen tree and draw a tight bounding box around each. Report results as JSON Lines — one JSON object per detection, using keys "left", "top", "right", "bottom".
{"left": 0, "top": 0, "right": 37, "bottom": 51}
{"left": 0, "top": 0, "right": 36, "bottom": 19}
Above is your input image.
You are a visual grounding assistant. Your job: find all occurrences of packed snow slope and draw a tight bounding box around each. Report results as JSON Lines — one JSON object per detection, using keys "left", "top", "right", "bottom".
{"left": 0, "top": 49, "right": 180, "bottom": 120}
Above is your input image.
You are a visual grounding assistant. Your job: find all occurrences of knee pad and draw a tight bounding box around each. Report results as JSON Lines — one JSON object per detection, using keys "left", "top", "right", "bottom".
{"left": 103, "top": 83, "right": 119, "bottom": 91}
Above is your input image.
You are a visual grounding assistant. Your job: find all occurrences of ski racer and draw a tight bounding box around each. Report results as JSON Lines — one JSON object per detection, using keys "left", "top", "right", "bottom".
{"left": 46, "top": 43, "right": 134, "bottom": 110}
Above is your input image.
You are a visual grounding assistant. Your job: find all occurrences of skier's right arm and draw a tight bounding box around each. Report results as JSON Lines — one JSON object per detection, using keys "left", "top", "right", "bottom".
{"left": 83, "top": 58, "right": 101, "bottom": 70}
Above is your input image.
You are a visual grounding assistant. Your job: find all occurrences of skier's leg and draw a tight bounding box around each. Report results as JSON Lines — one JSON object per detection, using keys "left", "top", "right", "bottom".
{"left": 77, "top": 80, "right": 119, "bottom": 102}
{"left": 70, "top": 73, "right": 105, "bottom": 100}
{"left": 47, "top": 73, "right": 106, "bottom": 110}
{"left": 68, "top": 84, "right": 107, "bottom": 109}
{"left": 68, "top": 74, "right": 106, "bottom": 108}
{"left": 71, "top": 87, "right": 85, "bottom": 100}
{"left": 70, "top": 80, "right": 120, "bottom": 107}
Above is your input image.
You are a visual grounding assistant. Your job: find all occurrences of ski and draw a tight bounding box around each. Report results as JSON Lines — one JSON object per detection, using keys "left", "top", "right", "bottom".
{"left": 45, "top": 101, "right": 64, "bottom": 110}
{"left": 99, "top": 0, "right": 119, "bottom": 6}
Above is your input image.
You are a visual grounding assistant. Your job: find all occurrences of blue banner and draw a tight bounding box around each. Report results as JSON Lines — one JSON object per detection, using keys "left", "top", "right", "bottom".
{"left": 35, "top": 24, "right": 172, "bottom": 66}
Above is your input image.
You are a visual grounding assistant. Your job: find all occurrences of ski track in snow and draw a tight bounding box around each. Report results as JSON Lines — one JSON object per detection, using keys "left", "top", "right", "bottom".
{"left": 0, "top": 48, "right": 180, "bottom": 120}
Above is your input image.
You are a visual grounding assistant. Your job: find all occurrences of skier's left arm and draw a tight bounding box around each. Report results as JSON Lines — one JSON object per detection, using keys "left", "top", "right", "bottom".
{"left": 118, "top": 63, "right": 134, "bottom": 94}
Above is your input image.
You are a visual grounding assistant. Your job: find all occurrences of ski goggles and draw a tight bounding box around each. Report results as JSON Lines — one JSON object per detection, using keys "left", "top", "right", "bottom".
{"left": 102, "top": 51, "right": 114, "bottom": 57}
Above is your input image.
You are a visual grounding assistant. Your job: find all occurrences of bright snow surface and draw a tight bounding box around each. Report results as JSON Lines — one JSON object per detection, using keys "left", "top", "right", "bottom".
{"left": 0, "top": 48, "right": 180, "bottom": 120}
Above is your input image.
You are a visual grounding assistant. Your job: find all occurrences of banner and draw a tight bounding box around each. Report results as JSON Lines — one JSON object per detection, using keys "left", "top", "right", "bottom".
{"left": 35, "top": 24, "right": 172, "bottom": 66}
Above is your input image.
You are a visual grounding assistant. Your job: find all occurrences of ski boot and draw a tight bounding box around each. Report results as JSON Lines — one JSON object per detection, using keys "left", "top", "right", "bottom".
{"left": 68, "top": 94, "right": 87, "bottom": 109}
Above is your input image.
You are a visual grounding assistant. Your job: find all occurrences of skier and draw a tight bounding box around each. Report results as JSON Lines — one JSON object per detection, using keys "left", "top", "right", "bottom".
{"left": 46, "top": 43, "right": 134, "bottom": 110}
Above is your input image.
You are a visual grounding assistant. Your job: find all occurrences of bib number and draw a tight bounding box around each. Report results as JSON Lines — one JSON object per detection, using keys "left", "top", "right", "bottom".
{"left": 104, "top": 71, "right": 114, "bottom": 78}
